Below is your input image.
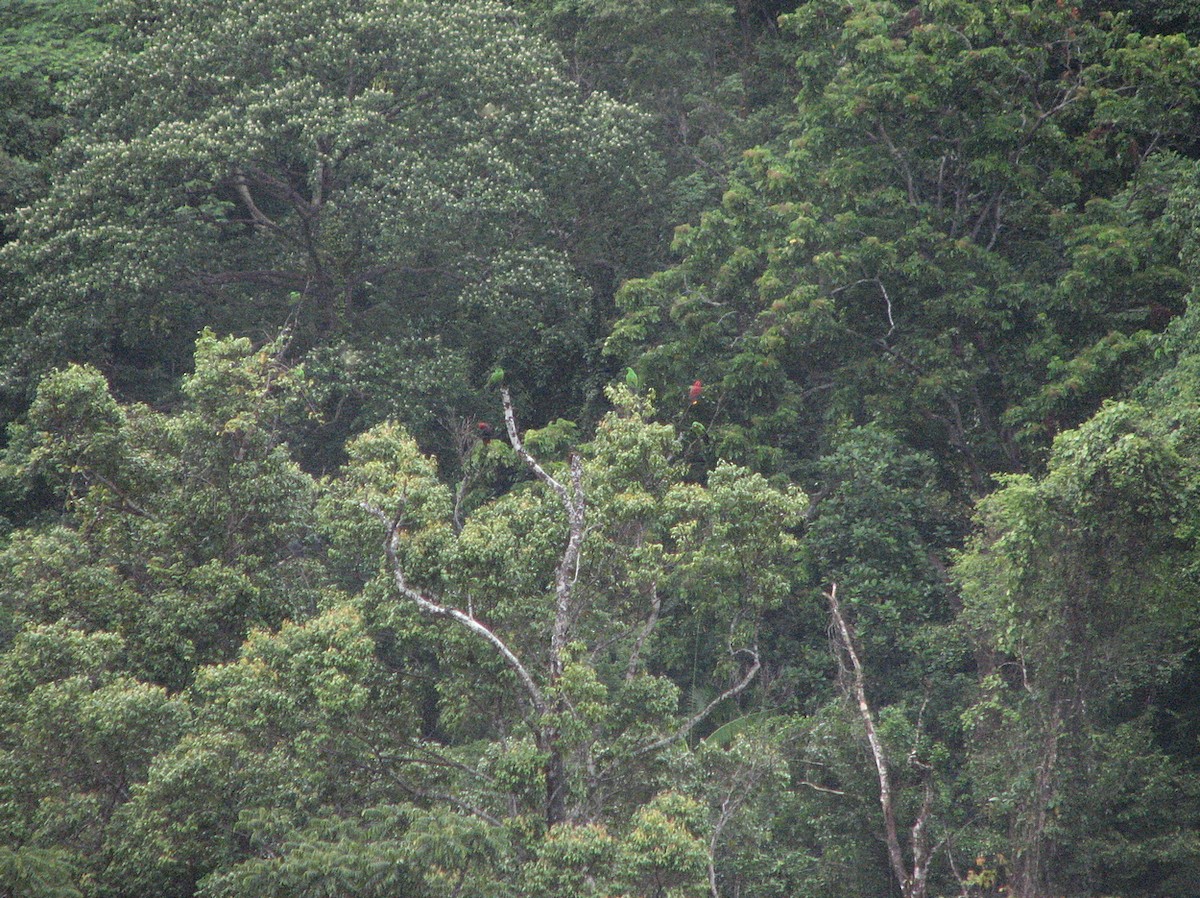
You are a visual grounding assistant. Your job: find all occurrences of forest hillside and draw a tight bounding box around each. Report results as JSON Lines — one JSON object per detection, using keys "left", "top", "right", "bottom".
{"left": 2, "top": 2, "right": 1199, "bottom": 896}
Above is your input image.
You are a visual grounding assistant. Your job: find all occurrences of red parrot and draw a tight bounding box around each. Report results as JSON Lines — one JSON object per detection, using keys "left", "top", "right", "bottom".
{"left": 477, "top": 421, "right": 497, "bottom": 443}
{"left": 688, "top": 380, "right": 703, "bottom": 404}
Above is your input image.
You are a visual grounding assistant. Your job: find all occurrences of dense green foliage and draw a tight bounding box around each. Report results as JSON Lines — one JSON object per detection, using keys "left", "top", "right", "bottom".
{"left": 0, "top": 0, "right": 113, "bottom": 240}
{"left": 608, "top": 0, "right": 1200, "bottom": 489}
{"left": 0, "top": 0, "right": 662, "bottom": 450}
{"left": 2, "top": 1, "right": 1200, "bottom": 897}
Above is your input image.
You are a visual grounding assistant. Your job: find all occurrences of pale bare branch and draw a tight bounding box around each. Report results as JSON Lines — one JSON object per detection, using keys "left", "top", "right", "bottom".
{"left": 796, "top": 780, "right": 846, "bottom": 796}
{"left": 826, "top": 584, "right": 909, "bottom": 894}
{"left": 826, "top": 584, "right": 934, "bottom": 898}
{"left": 500, "top": 387, "right": 586, "bottom": 679}
{"left": 365, "top": 503, "right": 546, "bottom": 715}
{"left": 633, "top": 645, "right": 760, "bottom": 756}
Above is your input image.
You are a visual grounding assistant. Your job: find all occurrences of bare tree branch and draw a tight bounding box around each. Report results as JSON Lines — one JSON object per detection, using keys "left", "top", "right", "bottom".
{"left": 242, "top": 163, "right": 321, "bottom": 219}
{"left": 386, "top": 774, "right": 504, "bottom": 828}
{"left": 826, "top": 584, "right": 910, "bottom": 895}
{"left": 831, "top": 277, "right": 895, "bottom": 339}
{"left": 826, "top": 584, "right": 933, "bottom": 898}
{"left": 85, "top": 471, "right": 154, "bottom": 520}
{"left": 191, "top": 268, "right": 309, "bottom": 288}
{"left": 366, "top": 504, "right": 547, "bottom": 716}
{"left": 705, "top": 728, "right": 784, "bottom": 898}
{"left": 500, "top": 386, "right": 586, "bottom": 680}
{"left": 909, "top": 780, "right": 936, "bottom": 898}
{"left": 633, "top": 643, "right": 761, "bottom": 757}
{"left": 796, "top": 780, "right": 846, "bottom": 796}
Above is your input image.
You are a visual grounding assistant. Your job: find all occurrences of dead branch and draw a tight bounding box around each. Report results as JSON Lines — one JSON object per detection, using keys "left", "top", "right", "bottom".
{"left": 366, "top": 504, "right": 546, "bottom": 716}
{"left": 500, "top": 387, "right": 586, "bottom": 679}
{"left": 831, "top": 277, "right": 895, "bottom": 339}
{"left": 796, "top": 780, "right": 846, "bottom": 796}
{"left": 633, "top": 642, "right": 761, "bottom": 757}
{"left": 826, "top": 584, "right": 932, "bottom": 898}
